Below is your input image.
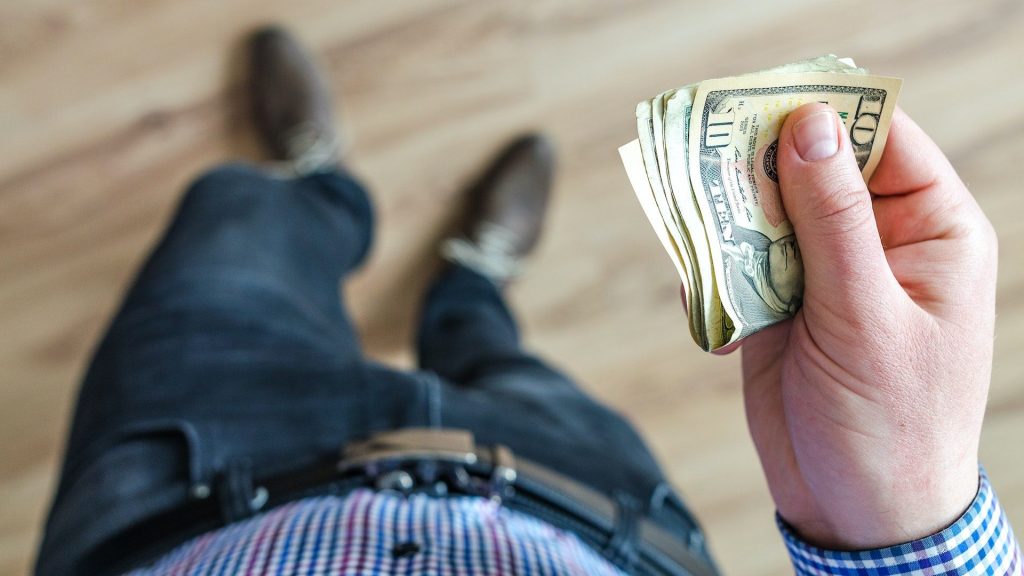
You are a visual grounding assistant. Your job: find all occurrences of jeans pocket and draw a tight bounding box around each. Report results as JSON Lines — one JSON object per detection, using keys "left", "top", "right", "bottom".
{"left": 38, "top": 420, "right": 205, "bottom": 576}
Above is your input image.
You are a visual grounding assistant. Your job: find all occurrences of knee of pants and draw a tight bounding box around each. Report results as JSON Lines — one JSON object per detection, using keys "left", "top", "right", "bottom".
{"left": 162, "top": 164, "right": 279, "bottom": 240}
{"left": 179, "top": 164, "right": 374, "bottom": 265}
{"left": 184, "top": 163, "right": 268, "bottom": 196}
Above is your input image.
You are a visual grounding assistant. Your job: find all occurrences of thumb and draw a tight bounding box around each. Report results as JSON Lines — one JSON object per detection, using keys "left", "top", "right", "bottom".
{"left": 777, "top": 103, "right": 897, "bottom": 308}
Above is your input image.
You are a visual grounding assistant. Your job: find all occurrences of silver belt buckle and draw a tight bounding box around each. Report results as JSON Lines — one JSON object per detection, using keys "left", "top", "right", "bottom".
{"left": 339, "top": 428, "right": 516, "bottom": 501}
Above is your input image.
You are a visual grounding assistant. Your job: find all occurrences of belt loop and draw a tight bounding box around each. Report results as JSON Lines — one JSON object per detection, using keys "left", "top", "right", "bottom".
{"left": 605, "top": 491, "right": 641, "bottom": 570}
{"left": 424, "top": 372, "right": 443, "bottom": 429}
{"left": 487, "top": 444, "right": 517, "bottom": 503}
{"left": 217, "top": 458, "right": 268, "bottom": 524}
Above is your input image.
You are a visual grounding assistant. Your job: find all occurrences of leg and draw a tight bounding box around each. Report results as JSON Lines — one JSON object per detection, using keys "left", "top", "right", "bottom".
{"left": 419, "top": 134, "right": 558, "bottom": 382}
{"left": 419, "top": 135, "right": 714, "bottom": 571}
{"left": 419, "top": 263, "right": 713, "bottom": 568}
{"left": 38, "top": 164, "right": 377, "bottom": 576}
{"left": 119, "top": 21, "right": 364, "bottom": 365}
{"left": 64, "top": 20, "right": 374, "bottom": 474}
{"left": 121, "top": 164, "right": 371, "bottom": 358}
{"left": 417, "top": 264, "right": 527, "bottom": 383}
{"left": 416, "top": 132, "right": 655, "bottom": 493}
{"left": 36, "top": 28, "right": 380, "bottom": 575}
{"left": 416, "top": 261, "right": 648, "bottom": 488}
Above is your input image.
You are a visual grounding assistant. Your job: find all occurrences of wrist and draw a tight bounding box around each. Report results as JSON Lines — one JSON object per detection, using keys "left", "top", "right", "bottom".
{"left": 777, "top": 469, "right": 1019, "bottom": 576}
{"left": 785, "top": 463, "right": 980, "bottom": 550}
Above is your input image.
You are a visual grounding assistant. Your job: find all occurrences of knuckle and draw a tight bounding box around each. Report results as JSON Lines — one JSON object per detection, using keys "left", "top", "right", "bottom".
{"left": 960, "top": 212, "right": 998, "bottom": 263}
{"left": 812, "top": 194, "right": 874, "bottom": 244}
{"left": 943, "top": 184, "right": 998, "bottom": 263}
{"left": 805, "top": 168, "right": 873, "bottom": 228}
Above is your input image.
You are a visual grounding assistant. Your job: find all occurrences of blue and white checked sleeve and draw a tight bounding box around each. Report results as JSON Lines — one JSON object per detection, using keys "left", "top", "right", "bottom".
{"left": 778, "top": 470, "right": 1023, "bottom": 575}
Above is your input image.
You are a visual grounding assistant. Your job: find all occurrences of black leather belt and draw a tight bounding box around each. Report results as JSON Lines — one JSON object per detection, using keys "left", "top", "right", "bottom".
{"left": 87, "top": 428, "right": 717, "bottom": 576}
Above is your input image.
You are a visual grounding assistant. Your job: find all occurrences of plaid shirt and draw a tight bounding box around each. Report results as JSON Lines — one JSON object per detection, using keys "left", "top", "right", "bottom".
{"left": 130, "top": 472, "right": 1021, "bottom": 575}
{"left": 128, "top": 489, "right": 626, "bottom": 575}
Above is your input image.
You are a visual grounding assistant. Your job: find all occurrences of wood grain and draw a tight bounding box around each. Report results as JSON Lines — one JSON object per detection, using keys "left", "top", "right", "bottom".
{"left": 2, "top": 1, "right": 1022, "bottom": 573}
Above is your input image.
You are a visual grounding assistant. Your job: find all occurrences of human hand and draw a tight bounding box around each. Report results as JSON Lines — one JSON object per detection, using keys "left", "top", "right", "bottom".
{"left": 738, "top": 103, "right": 997, "bottom": 549}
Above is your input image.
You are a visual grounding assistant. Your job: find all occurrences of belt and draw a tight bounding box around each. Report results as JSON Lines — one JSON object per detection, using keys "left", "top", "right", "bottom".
{"left": 86, "top": 428, "right": 717, "bottom": 576}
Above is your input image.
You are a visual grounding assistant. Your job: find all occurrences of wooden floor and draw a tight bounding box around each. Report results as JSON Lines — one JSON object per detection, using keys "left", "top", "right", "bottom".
{"left": 3, "top": 0, "right": 1023, "bottom": 573}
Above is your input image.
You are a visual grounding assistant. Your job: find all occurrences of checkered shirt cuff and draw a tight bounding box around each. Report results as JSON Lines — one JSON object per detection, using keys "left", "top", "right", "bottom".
{"left": 778, "top": 470, "right": 1023, "bottom": 575}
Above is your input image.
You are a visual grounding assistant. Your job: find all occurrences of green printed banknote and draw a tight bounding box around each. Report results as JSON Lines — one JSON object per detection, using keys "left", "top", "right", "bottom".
{"left": 619, "top": 55, "right": 901, "bottom": 351}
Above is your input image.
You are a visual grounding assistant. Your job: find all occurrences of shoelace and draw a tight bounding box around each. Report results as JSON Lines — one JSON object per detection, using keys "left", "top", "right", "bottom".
{"left": 440, "top": 222, "right": 525, "bottom": 284}
{"left": 280, "top": 121, "right": 342, "bottom": 176}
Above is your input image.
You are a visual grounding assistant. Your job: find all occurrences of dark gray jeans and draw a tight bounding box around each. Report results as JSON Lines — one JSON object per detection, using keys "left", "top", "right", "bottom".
{"left": 36, "top": 164, "right": 713, "bottom": 575}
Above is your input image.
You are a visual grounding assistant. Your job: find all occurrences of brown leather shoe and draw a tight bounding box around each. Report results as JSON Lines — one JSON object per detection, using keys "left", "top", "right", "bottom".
{"left": 248, "top": 26, "right": 340, "bottom": 173}
{"left": 442, "top": 135, "right": 556, "bottom": 283}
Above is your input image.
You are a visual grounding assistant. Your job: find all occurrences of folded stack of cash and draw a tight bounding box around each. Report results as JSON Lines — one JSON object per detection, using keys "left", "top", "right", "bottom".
{"left": 619, "top": 55, "right": 901, "bottom": 351}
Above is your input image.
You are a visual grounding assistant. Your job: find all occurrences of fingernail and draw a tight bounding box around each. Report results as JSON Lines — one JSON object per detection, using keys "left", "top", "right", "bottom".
{"left": 793, "top": 110, "right": 839, "bottom": 161}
